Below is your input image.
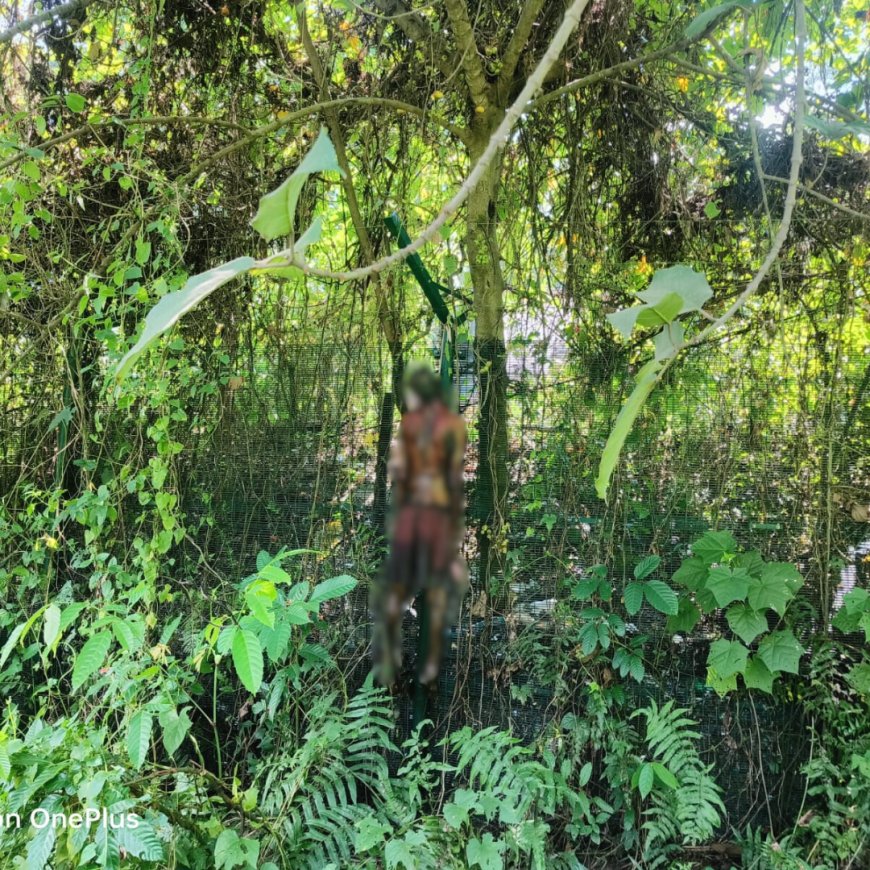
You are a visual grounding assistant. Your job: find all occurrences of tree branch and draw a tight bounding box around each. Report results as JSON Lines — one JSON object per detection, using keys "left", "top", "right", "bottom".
{"left": 443, "top": 0, "right": 491, "bottom": 109}
{"left": 273, "top": 0, "right": 592, "bottom": 283}
{"left": 496, "top": 0, "right": 547, "bottom": 102}
{"left": 0, "top": 0, "right": 94, "bottom": 45}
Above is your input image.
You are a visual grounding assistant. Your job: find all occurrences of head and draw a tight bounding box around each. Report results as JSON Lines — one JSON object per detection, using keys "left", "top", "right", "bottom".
{"left": 402, "top": 364, "right": 444, "bottom": 411}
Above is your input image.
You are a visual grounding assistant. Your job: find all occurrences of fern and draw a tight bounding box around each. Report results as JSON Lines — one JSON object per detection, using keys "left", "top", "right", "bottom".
{"left": 632, "top": 701, "right": 725, "bottom": 867}
{"left": 255, "top": 681, "right": 397, "bottom": 868}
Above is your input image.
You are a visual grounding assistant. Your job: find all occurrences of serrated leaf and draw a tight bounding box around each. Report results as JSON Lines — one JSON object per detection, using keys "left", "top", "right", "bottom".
{"left": 443, "top": 800, "right": 470, "bottom": 828}
{"left": 748, "top": 562, "right": 803, "bottom": 616}
{"left": 624, "top": 582, "right": 644, "bottom": 615}
{"left": 232, "top": 629, "right": 264, "bottom": 694}
{"left": 634, "top": 554, "right": 661, "bottom": 580}
{"left": 757, "top": 630, "right": 802, "bottom": 674}
{"left": 691, "top": 530, "right": 737, "bottom": 565}
{"left": 643, "top": 579, "right": 678, "bottom": 615}
{"left": 466, "top": 833, "right": 505, "bottom": 870}
{"left": 115, "top": 257, "right": 256, "bottom": 381}
{"left": 127, "top": 711, "right": 152, "bottom": 770}
{"left": 72, "top": 631, "right": 112, "bottom": 691}
{"left": 708, "top": 638, "right": 748, "bottom": 678}
{"left": 667, "top": 597, "right": 701, "bottom": 633}
{"left": 114, "top": 819, "right": 164, "bottom": 861}
{"left": 706, "top": 665, "right": 738, "bottom": 696}
{"left": 726, "top": 603, "right": 768, "bottom": 645}
{"left": 355, "top": 815, "right": 392, "bottom": 851}
{"left": 251, "top": 128, "right": 342, "bottom": 242}
{"left": 846, "top": 663, "right": 870, "bottom": 696}
{"left": 309, "top": 574, "right": 357, "bottom": 604}
{"left": 705, "top": 566, "right": 751, "bottom": 608}
{"left": 743, "top": 656, "right": 774, "bottom": 693}
{"left": 596, "top": 359, "right": 661, "bottom": 499}
{"left": 672, "top": 556, "right": 708, "bottom": 590}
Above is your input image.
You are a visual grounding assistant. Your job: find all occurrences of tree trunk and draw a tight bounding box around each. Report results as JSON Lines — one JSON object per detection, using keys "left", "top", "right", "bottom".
{"left": 467, "top": 131, "right": 508, "bottom": 603}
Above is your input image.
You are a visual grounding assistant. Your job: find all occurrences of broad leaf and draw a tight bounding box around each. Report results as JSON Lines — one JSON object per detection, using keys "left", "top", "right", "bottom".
{"left": 653, "top": 321, "right": 685, "bottom": 361}
{"left": 708, "top": 638, "right": 748, "bottom": 678}
{"left": 127, "top": 710, "right": 152, "bottom": 770}
{"left": 644, "top": 579, "right": 679, "bottom": 615}
{"left": 624, "top": 582, "right": 644, "bottom": 615}
{"left": 705, "top": 566, "right": 751, "bottom": 608}
{"left": 115, "top": 257, "right": 255, "bottom": 381}
{"left": 159, "top": 706, "right": 192, "bottom": 755}
{"left": 42, "top": 604, "right": 61, "bottom": 651}
{"left": 114, "top": 820, "right": 164, "bottom": 861}
{"left": 667, "top": 597, "right": 701, "bottom": 633}
{"left": 232, "top": 628, "right": 264, "bottom": 694}
{"left": 726, "top": 603, "right": 768, "bottom": 645}
{"left": 635, "top": 291, "right": 683, "bottom": 327}
{"left": 747, "top": 563, "right": 801, "bottom": 615}
{"left": 743, "top": 656, "right": 775, "bottom": 693}
{"left": 310, "top": 574, "right": 358, "bottom": 604}
{"left": 466, "top": 833, "right": 505, "bottom": 870}
{"left": 757, "top": 630, "right": 802, "bottom": 674}
{"left": 691, "top": 530, "right": 737, "bottom": 565}
{"left": 672, "top": 556, "right": 708, "bottom": 591}
{"left": 634, "top": 554, "right": 661, "bottom": 580}
{"left": 638, "top": 265, "right": 713, "bottom": 312}
{"left": 251, "top": 128, "right": 342, "bottom": 242}
{"left": 72, "top": 631, "right": 112, "bottom": 691}
{"left": 596, "top": 360, "right": 661, "bottom": 499}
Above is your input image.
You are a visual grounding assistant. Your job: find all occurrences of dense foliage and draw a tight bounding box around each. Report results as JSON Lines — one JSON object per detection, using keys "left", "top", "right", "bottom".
{"left": 1, "top": 0, "right": 868, "bottom": 868}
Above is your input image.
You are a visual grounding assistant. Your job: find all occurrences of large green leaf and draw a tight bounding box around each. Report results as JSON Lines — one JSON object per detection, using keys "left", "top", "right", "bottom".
{"left": 114, "top": 820, "right": 165, "bottom": 862}
{"left": 624, "top": 582, "right": 644, "bottom": 615}
{"left": 747, "top": 563, "right": 802, "bottom": 615}
{"left": 127, "top": 710, "right": 152, "bottom": 770}
{"left": 634, "top": 554, "right": 661, "bottom": 580}
{"left": 708, "top": 638, "right": 748, "bottom": 678}
{"left": 757, "top": 630, "right": 802, "bottom": 674}
{"left": 667, "top": 597, "right": 701, "bottom": 633}
{"left": 743, "top": 656, "right": 775, "bottom": 693}
{"left": 250, "top": 127, "right": 342, "bottom": 242}
{"left": 232, "top": 628, "right": 264, "bottom": 694}
{"left": 115, "top": 257, "right": 255, "bottom": 381}
{"left": 705, "top": 566, "right": 751, "bottom": 608}
{"left": 726, "top": 603, "right": 768, "bottom": 645}
{"left": 691, "top": 530, "right": 737, "bottom": 565}
{"left": 595, "top": 360, "right": 661, "bottom": 499}
{"left": 644, "top": 579, "right": 679, "bottom": 615}
{"left": 309, "top": 574, "right": 358, "bottom": 604}
{"left": 72, "top": 631, "right": 112, "bottom": 691}
{"left": 672, "top": 556, "right": 708, "bottom": 591}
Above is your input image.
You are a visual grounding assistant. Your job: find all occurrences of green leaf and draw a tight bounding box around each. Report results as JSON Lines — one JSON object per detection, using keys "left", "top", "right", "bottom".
{"left": 127, "top": 710, "right": 152, "bottom": 770}
{"left": 158, "top": 706, "right": 191, "bottom": 755}
{"left": 624, "top": 582, "right": 644, "bottom": 615}
{"left": 443, "top": 800, "right": 470, "bottom": 828}
{"left": 466, "top": 833, "right": 505, "bottom": 870}
{"left": 245, "top": 579, "right": 278, "bottom": 627}
{"left": 636, "top": 291, "right": 683, "bottom": 327}
{"left": 651, "top": 762, "right": 678, "bottom": 790}
{"left": 111, "top": 617, "right": 142, "bottom": 652}
{"left": 72, "top": 631, "right": 112, "bottom": 691}
{"left": 667, "top": 597, "right": 701, "bottom": 633}
{"left": 355, "top": 816, "right": 392, "bottom": 851}
{"left": 309, "top": 574, "right": 357, "bottom": 604}
{"left": 638, "top": 264, "right": 713, "bottom": 312}
{"left": 653, "top": 321, "right": 685, "bottom": 361}
{"left": 743, "top": 656, "right": 775, "bottom": 693}
{"left": 691, "top": 530, "right": 737, "bottom": 565}
{"left": 805, "top": 114, "right": 870, "bottom": 140}
{"left": 846, "top": 663, "right": 870, "bottom": 696}
{"left": 595, "top": 359, "right": 661, "bottom": 499}
{"left": 42, "top": 604, "right": 61, "bottom": 651}
{"left": 733, "top": 550, "right": 765, "bottom": 578}
{"left": 726, "top": 603, "right": 768, "bottom": 645}
{"left": 114, "top": 820, "right": 164, "bottom": 861}
{"left": 643, "top": 579, "right": 678, "bottom": 615}
{"left": 672, "top": 556, "right": 708, "bottom": 590}
{"left": 607, "top": 306, "right": 641, "bottom": 338}
{"left": 708, "top": 638, "right": 748, "bottom": 678}
{"left": 704, "top": 200, "right": 721, "bottom": 219}
{"left": 634, "top": 554, "right": 661, "bottom": 580}
{"left": 706, "top": 665, "right": 738, "bottom": 696}
{"left": 757, "top": 630, "right": 802, "bottom": 674}
{"left": 232, "top": 628, "right": 264, "bottom": 694}
{"left": 637, "top": 763, "right": 654, "bottom": 799}
{"left": 684, "top": 2, "right": 749, "bottom": 40}
{"left": 65, "top": 92, "right": 86, "bottom": 112}
{"left": 705, "top": 566, "right": 751, "bottom": 608}
{"left": 748, "top": 563, "right": 803, "bottom": 616}
{"left": 251, "top": 127, "right": 342, "bottom": 242}
{"left": 115, "top": 256, "right": 256, "bottom": 381}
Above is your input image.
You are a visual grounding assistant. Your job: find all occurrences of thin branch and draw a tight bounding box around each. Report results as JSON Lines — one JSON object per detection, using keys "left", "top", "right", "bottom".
{"left": 496, "top": 0, "right": 547, "bottom": 102}
{"left": 762, "top": 174, "right": 869, "bottom": 222}
{"left": 0, "top": 0, "right": 94, "bottom": 45}
{"left": 443, "top": 0, "right": 491, "bottom": 109}
{"left": 270, "top": 0, "right": 593, "bottom": 284}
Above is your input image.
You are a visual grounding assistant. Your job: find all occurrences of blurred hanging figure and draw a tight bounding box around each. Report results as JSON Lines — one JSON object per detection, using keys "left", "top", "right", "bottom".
{"left": 375, "top": 364, "right": 468, "bottom": 686}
